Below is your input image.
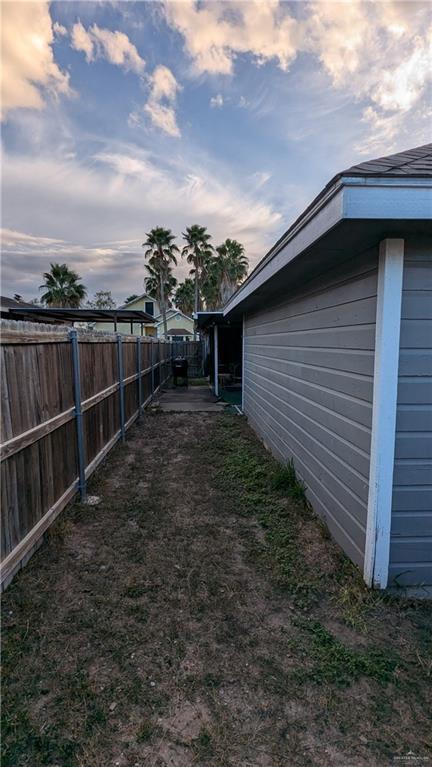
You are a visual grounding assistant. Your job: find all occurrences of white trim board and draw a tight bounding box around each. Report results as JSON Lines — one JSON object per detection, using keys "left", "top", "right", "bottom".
{"left": 224, "top": 178, "right": 431, "bottom": 317}
{"left": 364, "top": 238, "right": 404, "bottom": 589}
{"left": 241, "top": 315, "right": 245, "bottom": 412}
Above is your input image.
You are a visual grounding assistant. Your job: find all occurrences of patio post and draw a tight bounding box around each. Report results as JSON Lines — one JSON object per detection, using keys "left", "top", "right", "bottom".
{"left": 214, "top": 324, "right": 219, "bottom": 397}
{"left": 150, "top": 340, "right": 155, "bottom": 396}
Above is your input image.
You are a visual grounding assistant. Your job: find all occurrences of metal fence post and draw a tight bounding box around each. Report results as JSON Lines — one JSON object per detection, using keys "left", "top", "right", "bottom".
{"left": 69, "top": 329, "right": 87, "bottom": 502}
{"left": 136, "top": 336, "right": 142, "bottom": 419}
{"left": 117, "top": 334, "right": 125, "bottom": 441}
{"left": 150, "top": 340, "right": 155, "bottom": 396}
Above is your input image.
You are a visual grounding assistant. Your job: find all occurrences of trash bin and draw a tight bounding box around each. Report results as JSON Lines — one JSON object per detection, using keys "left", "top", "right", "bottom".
{"left": 172, "top": 357, "right": 188, "bottom": 386}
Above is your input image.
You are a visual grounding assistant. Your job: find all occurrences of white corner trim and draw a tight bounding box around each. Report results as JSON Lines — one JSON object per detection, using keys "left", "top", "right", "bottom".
{"left": 214, "top": 324, "right": 219, "bottom": 397}
{"left": 364, "top": 238, "right": 404, "bottom": 589}
{"left": 241, "top": 315, "right": 245, "bottom": 412}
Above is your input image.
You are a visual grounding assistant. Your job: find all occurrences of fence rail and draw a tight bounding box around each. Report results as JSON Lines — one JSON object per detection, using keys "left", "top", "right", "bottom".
{"left": 0, "top": 324, "right": 199, "bottom": 587}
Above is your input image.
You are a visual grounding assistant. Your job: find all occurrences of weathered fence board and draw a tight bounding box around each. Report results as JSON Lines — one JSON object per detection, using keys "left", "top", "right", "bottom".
{"left": 0, "top": 324, "right": 199, "bottom": 588}
{"left": 172, "top": 340, "right": 204, "bottom": 377}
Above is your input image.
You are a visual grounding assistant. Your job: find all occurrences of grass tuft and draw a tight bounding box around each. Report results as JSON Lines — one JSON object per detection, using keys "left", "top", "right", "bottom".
{"left": 292, "top": 619, "right": 399, "bottom": 687}
{"left": 271, "top": 459, "right": 309, "bottom": 506}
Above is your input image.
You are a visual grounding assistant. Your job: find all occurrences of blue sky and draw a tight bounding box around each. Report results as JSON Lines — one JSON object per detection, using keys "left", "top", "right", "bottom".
{"left": 1, "top": 1, "right": 431, "bottom": 303}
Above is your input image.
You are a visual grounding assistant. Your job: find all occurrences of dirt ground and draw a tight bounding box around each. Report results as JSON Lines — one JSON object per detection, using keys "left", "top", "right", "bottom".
{"left": 2, "top": 412, "right": 432, "bottom": 767}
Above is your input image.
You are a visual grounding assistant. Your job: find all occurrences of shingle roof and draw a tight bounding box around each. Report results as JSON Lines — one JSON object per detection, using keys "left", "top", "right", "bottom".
{"left": 295, "top": 143, "right": 432, "bottom": 239}
{"left": 0, "top": 296, "right": 38, "bottom": 309}
{"left": 167, "top": 328, "right": 191, "bottom": 335}
{"left": 338, "top": 143, "right": 432, "bottom": 179}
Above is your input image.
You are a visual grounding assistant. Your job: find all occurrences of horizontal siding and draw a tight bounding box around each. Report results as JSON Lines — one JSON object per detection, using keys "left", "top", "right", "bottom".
{"left": 244, "top": 249, "right": 378, "bottom": 569}
{"left": 389, "top": 242, "right": 432, "bottom": 587}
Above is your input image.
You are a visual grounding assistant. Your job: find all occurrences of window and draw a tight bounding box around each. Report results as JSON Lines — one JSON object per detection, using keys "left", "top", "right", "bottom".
{"left": 145, "top": 301, "right": 154, "bottom": 316}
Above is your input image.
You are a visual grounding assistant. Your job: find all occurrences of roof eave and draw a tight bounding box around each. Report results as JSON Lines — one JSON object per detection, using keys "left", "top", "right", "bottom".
{"left": 224, "top": 175, "right": 432, "bottom": 317}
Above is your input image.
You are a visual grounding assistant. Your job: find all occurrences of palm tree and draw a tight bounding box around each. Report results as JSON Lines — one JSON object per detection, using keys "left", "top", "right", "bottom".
{"left": 201, "top": 257, "right": 221, "bottom": 310}
{"left": 174, "top": 278, "right": 195, "bottom": 315}
{"left": 142, "top": 227, "right": 179, "bottom": 339}
{"left": 215, "top": 239, "right": 248, "bottom": 304}
{"left": 145, "top": 265, "right": 177, "bottom": 308}
{"left": 40, "top": 263, "right": 87, "bottom": 308}
{"left": 182, "top": 225, "right": 213, "bottom": 338}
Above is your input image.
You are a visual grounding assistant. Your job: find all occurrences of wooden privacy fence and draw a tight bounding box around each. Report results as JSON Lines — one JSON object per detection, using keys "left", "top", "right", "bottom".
{"left": 172, "top": 340, "right": 204, "bottom": 377}
{"left": 0, "top": 322, "right": 175, "bottom": 588}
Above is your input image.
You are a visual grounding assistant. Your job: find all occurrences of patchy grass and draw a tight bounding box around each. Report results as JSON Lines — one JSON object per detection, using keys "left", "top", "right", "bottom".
{"left": 2, "top": 412, "right": 431, "bottom": 767}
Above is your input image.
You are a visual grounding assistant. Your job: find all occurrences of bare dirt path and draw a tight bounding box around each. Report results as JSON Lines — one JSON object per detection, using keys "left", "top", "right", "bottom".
{"left": 2, "top": 413, "right": 431, "bottom": 767}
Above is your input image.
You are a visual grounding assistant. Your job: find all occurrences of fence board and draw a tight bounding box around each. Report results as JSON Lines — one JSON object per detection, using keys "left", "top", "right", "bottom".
{"left": 0, "top": 325, "right": 205, "bottom": 587}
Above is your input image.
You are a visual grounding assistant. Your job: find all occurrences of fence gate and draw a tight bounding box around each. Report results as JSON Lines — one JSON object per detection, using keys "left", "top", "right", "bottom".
{"left": 172, "top": 340, "right": 204, "bottom": 378}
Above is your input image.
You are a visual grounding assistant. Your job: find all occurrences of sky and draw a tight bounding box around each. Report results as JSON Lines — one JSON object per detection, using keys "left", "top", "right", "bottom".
{"left": 1, "top": 1, "right": 431, "bottom": 304}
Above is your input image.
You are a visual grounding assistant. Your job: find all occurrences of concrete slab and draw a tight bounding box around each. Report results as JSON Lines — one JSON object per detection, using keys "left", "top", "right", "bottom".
{"left": 154, "top": 385, "right": 227, "bottom": 413}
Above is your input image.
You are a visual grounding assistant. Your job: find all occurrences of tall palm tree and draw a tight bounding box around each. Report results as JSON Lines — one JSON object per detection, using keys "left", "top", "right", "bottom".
{"left": 142, "top": 227, "right": 179, "bottom": 339}
{"left": 145, "top": 265, "right": 177, "bottom": 308}
{"left": 182, "top": 225, "right": 213, "bottom": 338}
{"left": 174, "top": 278, "right": 195, "bottom": 316}
{"left": 201, "top": 256, "right": 221, "bottom": 310}
{"left": 215, "top": 239, "right": 248, "bottom": 304}
{"left": 40, "top": 263, "right": 87, "bottom": 308}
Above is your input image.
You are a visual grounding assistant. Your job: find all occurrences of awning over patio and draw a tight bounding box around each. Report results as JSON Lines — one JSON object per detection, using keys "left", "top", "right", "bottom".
{"left": 7, "top": 307, "right": 156, "bottom": 327}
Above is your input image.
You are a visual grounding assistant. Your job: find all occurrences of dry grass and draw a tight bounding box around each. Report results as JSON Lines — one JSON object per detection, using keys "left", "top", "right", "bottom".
{"left": 2, "top": 412, "right": 431, "bottom": 767}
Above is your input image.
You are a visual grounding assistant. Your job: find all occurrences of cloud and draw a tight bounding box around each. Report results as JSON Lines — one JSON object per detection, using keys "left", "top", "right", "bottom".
{"left": 210, "top": 94, "right": 224, "bottom": 108}
{"left": 251, "top": 171, "right": 271, "bottom": 189}
{"left": 66, "top": 19, "right": 206, "bottom": 138}
{"left": 71, "top": 21, "right": 94, "bottom": 62}
{"left": 143, "top": 102, "right": 181, "bottom": 137}
{"left": 53, "top": 22, "right": 68, "bottom": 37}
{"left": 149, "top": 64, "right": 180, "bottom": 101}
{"left": 306, "top": 1, "right": 432, "bottom": 155}
{"left": 71, "top": 22, "right": 146, "bottom": 74}
{"left": 307, "top": 1, "right": 431, "bottom": 111}
{"left": 163, "top": 0, "right": 431, "bottom": 155}
{"left": 1, "top": 1, "right": 72, "bottom": 120}
{"left": 131, "top": 65, "right": 182, "bottom": 137}
{"left": 164, "top": 0, "right": 299, "bottom": 75}
{"left": 1, "top": 142, "right": 282, "bottom": 300}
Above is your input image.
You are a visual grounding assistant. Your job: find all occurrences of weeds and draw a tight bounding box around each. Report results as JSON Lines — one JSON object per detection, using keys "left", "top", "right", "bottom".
{"left": 2, "top": 412, "right": 431, "bottom": 767}
{"left": 136, "top": 720, "right": 160, "bottom": 743}
{"left": 193, "top": 727, "right": 214, "bottom": 758}
{"left": 292, "top": 619, "right": 399, "bottom": 687}
{"left": 271, "top": 459, "right": 309, "bottom": 506}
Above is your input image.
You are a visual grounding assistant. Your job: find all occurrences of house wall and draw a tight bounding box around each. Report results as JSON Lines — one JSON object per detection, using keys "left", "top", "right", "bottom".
{"left": 92, "top": 296, "right": 160, "bottom": 336}
{"left": 389, "top": 239, "right": 432, "bottom": 587}
{"left": 123, "top": 296, "right": 160, "bottom": 314}
{"left": 243, "top": 248, "right": 379, "bottom": 569}
{"left": 156, "top": 313, "right": 195, "bottom": 338}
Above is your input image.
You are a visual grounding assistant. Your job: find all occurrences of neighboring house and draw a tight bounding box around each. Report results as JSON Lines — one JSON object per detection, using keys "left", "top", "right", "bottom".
{"left": 0, "top": 296, "right": 48, "bottom": 321}
{"left": 205, "top": 143, "right": 432, "bottom": 593}
{"left": 92, "top": 295, "right": 194, "bottom": 339}
{"left": 92, "top": 293, "right": 159, "bottom": 336}
{"left": 154, "top": 309, "right": 195, "bottom": 341}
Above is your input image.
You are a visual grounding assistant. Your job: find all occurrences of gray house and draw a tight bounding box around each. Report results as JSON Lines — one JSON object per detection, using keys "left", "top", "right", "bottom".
{"left": 214, "top": 144, "right": 432, "bottom": 592}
